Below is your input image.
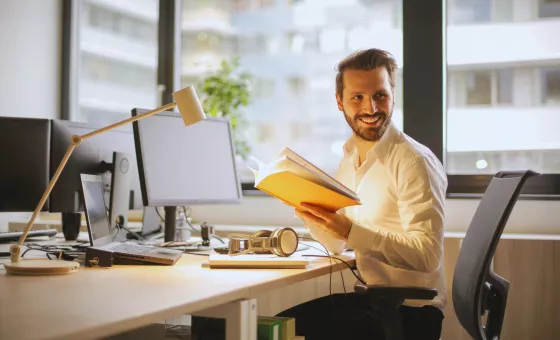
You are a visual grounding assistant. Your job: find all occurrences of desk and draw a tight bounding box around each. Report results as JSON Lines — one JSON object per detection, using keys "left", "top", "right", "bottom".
{"left": 0, "top": 239, "right": 355, "bottom": 340}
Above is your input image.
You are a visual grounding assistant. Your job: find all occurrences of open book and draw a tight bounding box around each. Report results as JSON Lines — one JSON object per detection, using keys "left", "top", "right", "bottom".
{"left": 249, "top": 148, "right": 361, "bottom": 212}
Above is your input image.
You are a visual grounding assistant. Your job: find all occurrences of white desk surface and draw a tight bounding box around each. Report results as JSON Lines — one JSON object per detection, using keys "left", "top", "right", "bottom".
{"left": 0, "top": 236, "right": 355, "bottom": 340}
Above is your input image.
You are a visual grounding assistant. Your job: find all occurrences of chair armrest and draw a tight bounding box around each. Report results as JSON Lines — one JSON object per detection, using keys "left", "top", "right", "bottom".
{"left": 355, "top": 281, "right": 437, "bottom": 301}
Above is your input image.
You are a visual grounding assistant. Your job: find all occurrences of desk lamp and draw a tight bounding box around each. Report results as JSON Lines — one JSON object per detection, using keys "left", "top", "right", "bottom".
{"left": 4, "top": 86, "right": 206, "bottom": 275}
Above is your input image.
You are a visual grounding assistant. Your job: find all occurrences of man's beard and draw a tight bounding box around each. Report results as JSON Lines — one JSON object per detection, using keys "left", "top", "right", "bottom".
{"left": 343, "top": 109, "right": 392, "bottom": 142}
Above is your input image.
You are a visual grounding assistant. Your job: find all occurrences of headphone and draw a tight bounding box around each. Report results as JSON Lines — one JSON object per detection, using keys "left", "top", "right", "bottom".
{"left": 227, "top": 227, "right": 299, "bottom": 257}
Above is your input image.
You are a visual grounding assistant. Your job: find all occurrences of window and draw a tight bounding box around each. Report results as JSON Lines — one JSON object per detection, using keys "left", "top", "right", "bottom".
{"left": 287, "top": 77, "right": 306, "bottom": 96}
{"left": 466, "top": 70, "right": 492, "bottom": 105}
{"left": 67, "top": 0, "right": 159, "bottom": 126}
{"left": 448, "top": 0, "right": 491, "bottom": 24}
{"left": 542, "top": 68, "right": 560, "bottom": 105}
{"left": 181, "top": 0, "right": 403, "bottom": 183}
{"left": 442, "top": 0, "right": 560, "bottom": 194}
{"left": 62, "top": 0, "right": 559, "bottom": 197}
{"left": 449, "top": 69, "right": 513, "bottom": 107}
{"left": 404, "top": 0, "right": 559, "bottom": 196}
{"left": 232, "top": 0, "right": 276, "bottom": 12}
{"left": 539, "top": 0, "right": 560, "bottom": 18}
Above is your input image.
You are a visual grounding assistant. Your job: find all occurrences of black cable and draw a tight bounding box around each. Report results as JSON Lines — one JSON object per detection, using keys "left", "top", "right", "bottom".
{"left": 212, "top": 235, "right": 226, "bottom": 244}
{"left": 114, "top": 218, "right": 144, "bottom": 241}
{"left": 118, "top": 222, "right": 144, "bottom": 241}
{"left": 155, "top": 207, "right": 164, "bottom": 222}
{"left": 183, "top": 206, "right": 200, "bottom": 233}
{"left": 298, "top": 237, "right": 336, "bottom": 295}
{"left": 20, "top": 245, "right": 84, "bottom": 261}
{"left": 300, "top": 241, "right": 347, "bottom": 294}
{"left": 304, "top": 254, "right": 365, "bottom": 285}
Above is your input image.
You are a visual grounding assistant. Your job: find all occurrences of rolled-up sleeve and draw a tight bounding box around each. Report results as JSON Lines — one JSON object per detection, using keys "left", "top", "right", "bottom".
{"left": 346, "top": 156, "right": 447, "bottom": 273}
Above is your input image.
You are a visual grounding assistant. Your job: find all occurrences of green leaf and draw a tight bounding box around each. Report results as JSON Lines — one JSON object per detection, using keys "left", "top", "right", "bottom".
{"left": 197, "top": 57, "right": 253, "bottom": 156}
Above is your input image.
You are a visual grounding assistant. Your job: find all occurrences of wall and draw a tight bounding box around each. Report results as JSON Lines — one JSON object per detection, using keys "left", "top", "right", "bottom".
{"left": 190, "top": 196, "right": 560, "bottom": 235}
{"left": 0, "top": 0, "right": 62, "bottom": 231}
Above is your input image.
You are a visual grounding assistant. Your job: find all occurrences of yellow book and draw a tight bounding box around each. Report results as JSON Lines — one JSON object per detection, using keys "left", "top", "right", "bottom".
{"left": 250, "top": 148, "right": 360, "bottom": 212}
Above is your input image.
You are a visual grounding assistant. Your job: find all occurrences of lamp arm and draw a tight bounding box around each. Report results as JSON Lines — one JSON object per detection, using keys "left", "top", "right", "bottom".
{"left": 10, "top": 138, "right": 79, "bottom": 263}
{"left": 81, "top": 102, "right": 176, "bottom": 141}
{"left": 9, "top": 102, "right": 177, "bottom": 264}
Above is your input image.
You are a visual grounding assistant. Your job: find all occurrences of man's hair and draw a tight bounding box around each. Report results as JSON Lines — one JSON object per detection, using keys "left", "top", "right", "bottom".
{"left": 336, "top": 48, "right": 397, "bottom": 99}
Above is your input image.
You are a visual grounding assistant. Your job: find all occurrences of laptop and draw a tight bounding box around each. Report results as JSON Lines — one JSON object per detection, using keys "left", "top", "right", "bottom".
{"left": 80, "top": 174, "right": 182, "bottom": 265}
{"left": 141, "top": 207, "right": 164, "bottom": 239}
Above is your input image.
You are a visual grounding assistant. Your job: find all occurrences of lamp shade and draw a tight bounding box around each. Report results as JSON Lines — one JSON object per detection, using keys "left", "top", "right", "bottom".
{"left": 172, "top": 86, "right": 206, "bottom": 126}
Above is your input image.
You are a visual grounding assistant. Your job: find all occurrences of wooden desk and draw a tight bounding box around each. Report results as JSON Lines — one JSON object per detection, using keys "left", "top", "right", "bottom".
{"left": 0, "top": 241, "right": 354, "bottom": 340}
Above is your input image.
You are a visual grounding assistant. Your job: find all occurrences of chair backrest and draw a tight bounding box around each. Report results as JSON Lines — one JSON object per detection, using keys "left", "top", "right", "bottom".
{"left": 452, "top": 170, "right": 538, "bottom": 340}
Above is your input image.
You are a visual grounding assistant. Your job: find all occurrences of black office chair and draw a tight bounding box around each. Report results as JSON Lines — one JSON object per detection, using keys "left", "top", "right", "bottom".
{"left": 354, "top": 170, "right": 538, "bottom": 340}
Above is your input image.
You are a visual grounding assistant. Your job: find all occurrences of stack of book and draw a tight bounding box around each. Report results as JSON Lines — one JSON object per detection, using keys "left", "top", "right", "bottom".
{"left": 258, "top": 316, "right": 298, "bottom": 340}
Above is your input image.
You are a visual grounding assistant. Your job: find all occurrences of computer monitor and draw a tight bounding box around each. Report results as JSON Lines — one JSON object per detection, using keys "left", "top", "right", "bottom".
{"left": 0, "top": 117, "right": 51, "bottom": 212}
{"left": 50, "top": 119, "right": 143, "bottom": 236}
{"left": 50, "top": 119, "right": 143, "bottom": 212}
{"left": 132, "top": 109, "right": 242, "bottom": 241}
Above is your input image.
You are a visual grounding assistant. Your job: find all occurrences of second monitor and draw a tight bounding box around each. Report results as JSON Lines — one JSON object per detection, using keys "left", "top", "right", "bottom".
{"left": 132, "top": 109, "right": 242, "bottom": 242}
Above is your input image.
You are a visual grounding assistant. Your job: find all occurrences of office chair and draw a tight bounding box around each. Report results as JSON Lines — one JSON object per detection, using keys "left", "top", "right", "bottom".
{"left": 354, "top": 170, "right": 538, "bottom": 340}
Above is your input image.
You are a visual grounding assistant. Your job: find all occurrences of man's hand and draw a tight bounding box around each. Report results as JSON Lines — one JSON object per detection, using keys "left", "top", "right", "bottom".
{"left": 295, "top": 203, "right": 353, "bottom": 241}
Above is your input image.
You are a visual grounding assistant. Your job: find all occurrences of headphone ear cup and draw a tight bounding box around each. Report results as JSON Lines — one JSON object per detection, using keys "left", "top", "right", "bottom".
{"left": 252, "top": 230, "right": 272, "bottom": 254}
{"left": 271, "top": 228, "right": 298, "bottom": 257}
{"left": 270, "top": 228, "right": 283, "bottom": 257}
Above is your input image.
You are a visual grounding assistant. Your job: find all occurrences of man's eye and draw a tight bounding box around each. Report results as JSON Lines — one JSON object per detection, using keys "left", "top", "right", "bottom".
{"left": 375, "top": 93, "right": 387, "bottom": 99}
{"left": 352, "top": 95, "right": 363, "bottom": 100}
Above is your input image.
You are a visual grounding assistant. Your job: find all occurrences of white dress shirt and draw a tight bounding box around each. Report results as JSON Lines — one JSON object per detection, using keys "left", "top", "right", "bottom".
{"left": 302, "top": 122, "right": 448, "bottom": 310}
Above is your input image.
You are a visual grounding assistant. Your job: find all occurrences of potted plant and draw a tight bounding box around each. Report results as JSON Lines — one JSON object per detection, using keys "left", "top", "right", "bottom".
{"left": 198, "top": 57, "right": 253, "bottom": 160}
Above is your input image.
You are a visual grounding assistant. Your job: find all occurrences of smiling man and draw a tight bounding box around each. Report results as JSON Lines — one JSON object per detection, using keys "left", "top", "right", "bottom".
{"left": 277, "top": 49, "right": 448, "bottom": 340}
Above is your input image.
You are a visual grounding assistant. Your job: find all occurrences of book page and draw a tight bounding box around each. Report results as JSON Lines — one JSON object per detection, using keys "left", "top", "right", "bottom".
{"left": 278, "top": 148, "right": 359, "bottom": 201}
{"left": 270, "top": 156, "right": 359, "bottom": 201}
{"left": 248, "top": 156, "right": 281, "bottom": 186}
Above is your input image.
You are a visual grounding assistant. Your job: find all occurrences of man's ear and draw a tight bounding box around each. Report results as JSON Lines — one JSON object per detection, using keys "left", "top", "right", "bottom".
{"left": 336, "top": 93, "right": 343, "bottom": 111}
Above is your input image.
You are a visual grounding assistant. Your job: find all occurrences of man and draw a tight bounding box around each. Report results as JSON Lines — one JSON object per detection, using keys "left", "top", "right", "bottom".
{"left": 277, "top": 48, "right": 447, "bottom": 340}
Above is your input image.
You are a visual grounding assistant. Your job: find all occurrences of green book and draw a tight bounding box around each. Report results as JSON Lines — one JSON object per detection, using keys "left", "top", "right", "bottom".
{"left": 257, "top": 317, "right": 281, "bottom": 340}
{"left": 258, "top": 316, "right": 296, "bottom": 340}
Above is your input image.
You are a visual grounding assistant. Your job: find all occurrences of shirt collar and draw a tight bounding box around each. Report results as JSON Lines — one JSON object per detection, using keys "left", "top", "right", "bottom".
{"left": 342, "top": 121, "right": 399, "bottom": 165}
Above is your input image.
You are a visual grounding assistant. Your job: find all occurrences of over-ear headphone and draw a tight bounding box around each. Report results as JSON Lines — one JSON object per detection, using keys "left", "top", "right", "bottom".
{"left": 228, "top": 227, "right": 298, "bottom": 257}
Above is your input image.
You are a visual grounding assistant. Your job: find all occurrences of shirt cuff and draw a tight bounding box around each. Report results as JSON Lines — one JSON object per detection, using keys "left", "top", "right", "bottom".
{"left": 346, "top": 222, "right": 379, "bottom": 252}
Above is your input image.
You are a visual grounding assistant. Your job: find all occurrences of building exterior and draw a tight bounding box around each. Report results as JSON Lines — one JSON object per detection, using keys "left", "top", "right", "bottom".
{"left": 76, "top": 0, "right": 560, "bottom": 180}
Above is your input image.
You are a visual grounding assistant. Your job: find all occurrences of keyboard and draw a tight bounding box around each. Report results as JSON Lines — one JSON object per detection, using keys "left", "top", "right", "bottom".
{"left": 109, "top": 243, "right": 153, "bottom": 255}
{"left": 0, "top": 229, "right": 58, "bottom": 243}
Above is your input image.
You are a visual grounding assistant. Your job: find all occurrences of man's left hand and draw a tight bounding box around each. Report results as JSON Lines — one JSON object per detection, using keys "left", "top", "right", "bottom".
{"left": 295, "top": 203, "right": 353, "bottom": 241}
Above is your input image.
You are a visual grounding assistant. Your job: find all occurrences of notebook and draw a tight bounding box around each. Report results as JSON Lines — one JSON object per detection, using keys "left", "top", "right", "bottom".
{"left": 207, "top": 254, "right": 309, "bottom": 269}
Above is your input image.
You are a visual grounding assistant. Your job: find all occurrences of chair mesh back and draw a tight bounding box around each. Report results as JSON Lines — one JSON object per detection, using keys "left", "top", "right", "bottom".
{"left": 452, "top": 171, "right": 536, "bottom": 339}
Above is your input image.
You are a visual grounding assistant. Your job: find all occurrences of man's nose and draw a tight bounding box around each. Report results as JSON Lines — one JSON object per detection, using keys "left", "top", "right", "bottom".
{"left": 362, "top": 98, "right": 378, "bottom": 114}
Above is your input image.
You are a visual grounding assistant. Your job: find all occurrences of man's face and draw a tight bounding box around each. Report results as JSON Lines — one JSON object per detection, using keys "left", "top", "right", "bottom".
{"left": 336, "top": 67, "right": 394, "bottom": 142}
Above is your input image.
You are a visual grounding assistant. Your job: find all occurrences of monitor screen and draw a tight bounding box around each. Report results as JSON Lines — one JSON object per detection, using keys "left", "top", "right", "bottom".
{"left": 80, "top": 175, "right": 113, "bottom": 246}
{"left": 133, "top": 111, "right": 242, "bottom": 206}
{"left": 0, "top": 117, "right": 50, "bottom": 212}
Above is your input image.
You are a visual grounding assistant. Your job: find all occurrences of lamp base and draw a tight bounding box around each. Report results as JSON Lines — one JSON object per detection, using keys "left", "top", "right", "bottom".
{"left": 4, "top": 260, "right": 79, "bottom": 275}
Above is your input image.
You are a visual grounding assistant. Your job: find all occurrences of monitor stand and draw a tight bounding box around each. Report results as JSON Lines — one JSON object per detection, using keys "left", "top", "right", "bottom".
{"left": 107, "top": 152, "right": 132, "bottom": 242}
{"left": 61, "top": 212, "right": 81, "bottom": 241}
{"left": 164, "top": 206, "right": 177, "bottom": 242}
